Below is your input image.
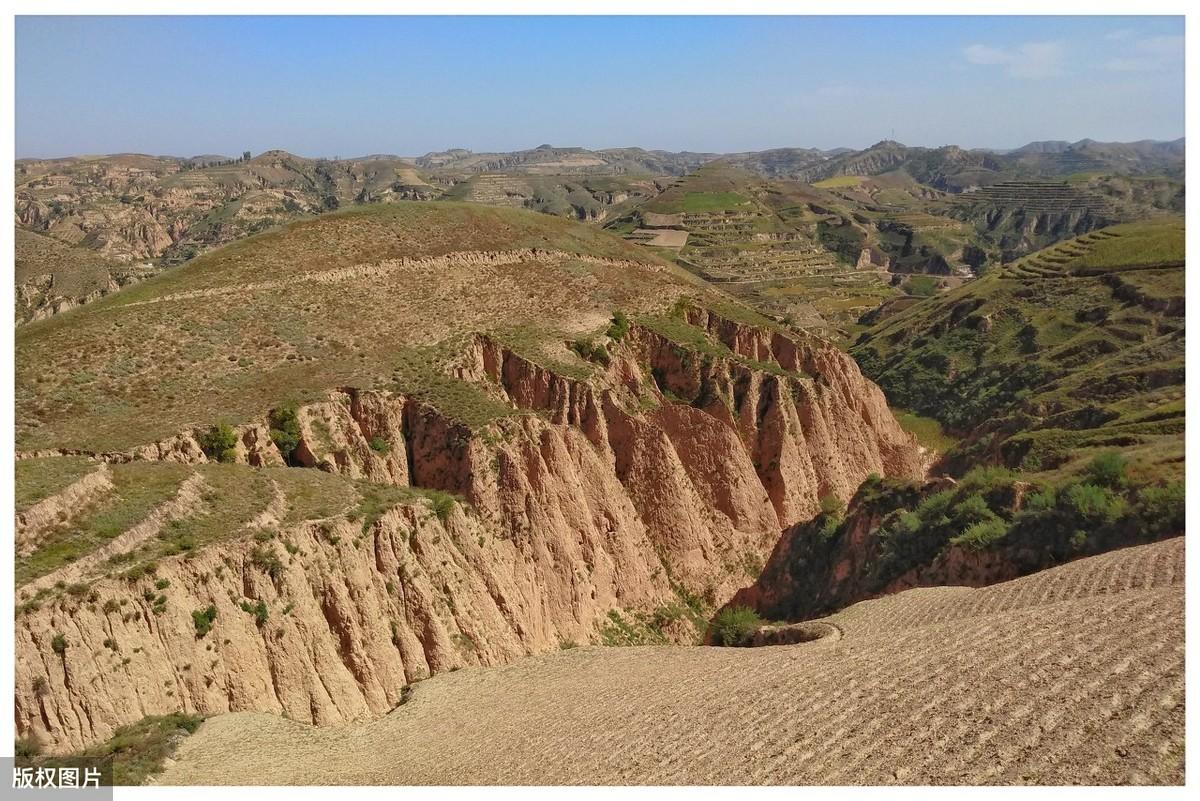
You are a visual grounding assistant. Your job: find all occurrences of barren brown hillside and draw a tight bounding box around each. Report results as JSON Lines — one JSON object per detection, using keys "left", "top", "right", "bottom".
{"left": 159, "top": 537, "right": 1184, "bottom": 786}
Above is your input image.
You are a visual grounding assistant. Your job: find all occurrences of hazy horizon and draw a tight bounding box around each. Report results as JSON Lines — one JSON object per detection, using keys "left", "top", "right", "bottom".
{"left": 17, "top": 15, "right": 1185, "bottom": 159}
{"left": 12, "top": 133, "right": 1190, "bottom": 163}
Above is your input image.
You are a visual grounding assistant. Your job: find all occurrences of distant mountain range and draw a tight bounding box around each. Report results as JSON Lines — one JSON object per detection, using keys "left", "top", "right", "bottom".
{"left": 724, "top": 138, "right": 1185, "bottom": 190}
{"left": 13, "top": 137, "right": 1183, "bottom": 273}
{"left": 19, "top": 137, "right": 1183, "bottom": 185}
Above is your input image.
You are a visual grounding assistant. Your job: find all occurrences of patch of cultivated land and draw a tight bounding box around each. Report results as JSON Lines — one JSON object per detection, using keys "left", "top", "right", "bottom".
{"left": 159, "top": 537, "right": 1184, "bottom": 785}
{"left": 624, "top": 163, "right": 906, "bottom": 341}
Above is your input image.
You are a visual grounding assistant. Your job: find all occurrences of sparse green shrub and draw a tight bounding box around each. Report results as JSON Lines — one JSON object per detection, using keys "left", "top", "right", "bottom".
{"left": 428, "top": 491, "right": 457, "bottom": 523}
{"left": 597, "top": 609, "right": 660, "bottom": 646}
{"left": 650, "top": 603, "right": 686, "bottom": 631}
{"left": 856, "top": 474, "right": 921, "bottom": 516}
{"left": 154, "top": 579, "right": 170, "bottom": 590}
{"left": 569, "top": 337, "right": 610, "bottom": 367}
{"left": 58, "top": 712, "right": 206, "bottom": 785}
{"left": 122, "top": 561, "right": 157, "bottom": 582}
{"left": 606, "top": 310, "right": 630, "bottom": 342}
{"left": 818, "top": 516, "right": 841, "bottom": 541}
{"left": 874, "top": 487, "right": 1003, "bottom": 585}
{"left": 197, "top": 424, "right": 238, "bottom": 463}
{"left": 816, "top": 494, "right": 844, "bottom": 525}
{"left": 1135, "top": 481, "right": 1184, "bottom": 538}
{"left": 50, "top": 633, "right": 67, "bottom": 655}
{"left": 951, "top": 517, "right": 1009, "bottom": 550}
{"left": 1063, "top": 483, "right": 1127, "bottom": 524}
{"left": 669, "top": 297, "right": 695, "bottom": 319}
{"left": 819, "top": 493, "right": 845, "bottom": 518}
{"left": 949, "top": 494, "right": 1000, "bottom": 529}
{"left": 268, "top": 405, "right": 302, "bottom": 464}
{"left": 710, "top": 606, "right": 763, "bottom": 647}
{"left": 191, "top": 605, "right": 217, "bottom": 638}
{"left": 369, "top": 436, "right": 390, "bottom": 455}
{"left": 240, "top": 599, "right": 268, "bottom": 627}
{"left": 1086, "top": 451, "right": 1129, "bottom": 489}
{"left": 250, "top": 546, "right": 283, "bottom": 580}
{"left": 957, "top": 466, "right": 1018, "bottom": 494}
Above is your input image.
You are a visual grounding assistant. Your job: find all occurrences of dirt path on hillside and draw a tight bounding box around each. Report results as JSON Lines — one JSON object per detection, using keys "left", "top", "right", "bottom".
{"left": 159, "top": 537, "right": 1185, "bottom": 786}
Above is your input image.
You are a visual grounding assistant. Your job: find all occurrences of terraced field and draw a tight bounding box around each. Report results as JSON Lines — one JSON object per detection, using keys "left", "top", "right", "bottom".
{"left": 158, "top": 537, "right": 1185, "bottom": 785}
{"left": 955, "top": 180, "right": 1114, "bottom": 213}
{"left": 14, "top": 454, "right": 428, "bottom": 604}
{"left": 617, "top": 163, "right": 900, "bottom": 341}
{"left": 854, "top": 217, "right": 1185, "bottom": 479}
{"left": 1003, "top": 228, "right": 1124, "bottom": 279}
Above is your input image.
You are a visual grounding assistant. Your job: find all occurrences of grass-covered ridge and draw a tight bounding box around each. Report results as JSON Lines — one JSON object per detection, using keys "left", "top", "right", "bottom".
{"left": 852, "top": 216, "right": 1184, "bottom": 482}
{"left": 14, "top": 456, "right": 97, "bottom": 513}
{"left": 14, "top": 456, "right": 470, "bottom": 604}
{"left": 16, "top": 202, "right": 721, "bottom": 453}
{"left": 859, "top": 453, "right": 1181, "bottom": 586}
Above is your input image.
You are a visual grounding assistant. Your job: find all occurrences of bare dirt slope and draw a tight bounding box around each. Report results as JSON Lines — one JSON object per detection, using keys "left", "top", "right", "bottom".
{"left": 159, "top": 536, "right": 1184, "bottom": 786}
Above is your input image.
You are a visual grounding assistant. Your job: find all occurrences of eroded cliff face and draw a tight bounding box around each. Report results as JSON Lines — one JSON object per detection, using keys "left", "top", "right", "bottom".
{"left": 16, "top": 267, "right": 158, "bottom": 326}
{"left": 15, "top": 313, "right": 923, "bottom": 754}
{"left": 16, "top": 505, "right": 645, "bottom": 754}
{"left": 964, "top": 206, "right": 1113, "bottom": 262}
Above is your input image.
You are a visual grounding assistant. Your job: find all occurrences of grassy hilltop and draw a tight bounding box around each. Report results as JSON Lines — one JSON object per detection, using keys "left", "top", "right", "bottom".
{"left": 16, "top": 202, "right": 714, "bottom": 453}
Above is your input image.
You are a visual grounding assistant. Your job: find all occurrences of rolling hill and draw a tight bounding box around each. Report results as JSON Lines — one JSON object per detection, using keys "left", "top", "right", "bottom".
{"left": 14, "top": 202, "right": 924, "bottom": 757}
{"left": 14, "top": 139, "right": 1182, "bottom": 329}
{"left": 853, "top": 216, "right": 1184, "bottom": 480}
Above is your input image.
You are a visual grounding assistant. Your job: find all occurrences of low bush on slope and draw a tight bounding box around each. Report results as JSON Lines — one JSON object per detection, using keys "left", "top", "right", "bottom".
{"left": 15, "top": 712, "right": 205, "bottom": 785}
{"left": 744, "top": 451, "right": 1184, "bottom": 623}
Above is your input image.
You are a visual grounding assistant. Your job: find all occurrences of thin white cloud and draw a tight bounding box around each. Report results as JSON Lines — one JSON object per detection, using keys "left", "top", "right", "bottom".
{"left": 1105, "top": 34, "right": 1185, "bottom": 72}
{"left": 963, "top": 44, "right": 1009, "bottom": 65}
{"left": 963, "top": 41, "right": 1065, "bottom": 79}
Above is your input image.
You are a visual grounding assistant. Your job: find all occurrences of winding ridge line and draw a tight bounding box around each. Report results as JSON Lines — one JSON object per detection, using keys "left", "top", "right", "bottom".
{"left": 118, "top": 249, "right": 665, "bottom": 309}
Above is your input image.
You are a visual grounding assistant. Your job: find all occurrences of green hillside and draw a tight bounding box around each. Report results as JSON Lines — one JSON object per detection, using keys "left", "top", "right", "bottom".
{"left": 852, "top": 216, "right": 1184, "bottom": 482}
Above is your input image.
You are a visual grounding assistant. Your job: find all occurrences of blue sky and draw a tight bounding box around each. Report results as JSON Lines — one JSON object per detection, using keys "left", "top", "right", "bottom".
{"left": 16, "top": 15, "right": 1185, "bottom": 158}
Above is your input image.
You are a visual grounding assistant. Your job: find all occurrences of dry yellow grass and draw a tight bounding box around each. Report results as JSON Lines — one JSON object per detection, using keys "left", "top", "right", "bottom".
{"left": 159, "top": 537, "right": 1184, "bottom": 786}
